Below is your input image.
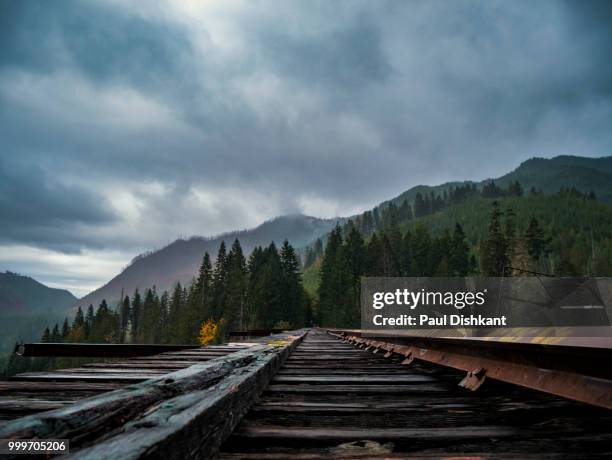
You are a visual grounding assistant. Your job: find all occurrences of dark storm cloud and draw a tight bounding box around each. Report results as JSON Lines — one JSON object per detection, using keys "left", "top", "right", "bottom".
{"left": 0, "top": 0, "right": 193, "bottom": 87}
{"left": 1, "top": 0, "right": 611, "bottom": 257}
{"left": 255, "top": 21, "right": 392, "bottom": 91}
{"left": 0, "top": 160, "right": 116, "bottom": 251}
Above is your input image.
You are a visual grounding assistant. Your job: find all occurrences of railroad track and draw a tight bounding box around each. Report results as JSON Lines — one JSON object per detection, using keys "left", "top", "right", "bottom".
{"left": 219, "top": 329, "right": 612, "bottom": 458}
{"left": 1, "top": 329, "right": 611, "bottom": 458}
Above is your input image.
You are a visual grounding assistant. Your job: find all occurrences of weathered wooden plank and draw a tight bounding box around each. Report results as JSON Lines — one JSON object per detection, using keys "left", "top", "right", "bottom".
{"left": 276, "top": 368, "right": 416, "bottom": 375}
{"left": 254, "top": 394, "right": 578, "bottom": 412}
{"left": 0, "top": 398, "right": 73, "bottom": 415}
{"left": 52, "top": 368, "right": 168, "bottom": 374}
{"left": 282, "top": 362, "right": 404, "bottom": 367}
{"left": 15, "top": 343, "right": 202, "bottom": 358}
{"left": 157, "top": 352, "right": 237, "bottom": 357}
{"left": 83, "top": 362, "right": 188, "bottom": 369}
{"left": 285, "top": 355, "right": 382, "bottom": 360}
{"left": 243, "top": 407, "right": 612, "bottom": 430}
{"left": 230, "top": 425, "right": 521, "bottom": 443}
{"left": 272, "top": 375, "right": 436, "bottom": 384}
{"left": 63, "top": 331, "right": 307, "bottom": 460}
{"left": 10, "top": 372, "right": 154, "bottom": 382}
{"left": 0, "top": 381, "right": 124, "bottom": 393}
{"left": 127, "top": 356, "right": 217, "bottom": 362}
{"left": 264, "top": 384, "right": 450, "bottom": 394}
{"left": 0, "top": 350, "right": 252, "bottom": 443}
{"left": 218, "top": 449, "right": 593, "bottom": 459}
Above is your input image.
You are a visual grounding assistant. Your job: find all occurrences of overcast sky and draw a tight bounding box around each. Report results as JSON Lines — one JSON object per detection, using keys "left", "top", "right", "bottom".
{"left": 1, "top": 0, "right": 611, "bottom": 297}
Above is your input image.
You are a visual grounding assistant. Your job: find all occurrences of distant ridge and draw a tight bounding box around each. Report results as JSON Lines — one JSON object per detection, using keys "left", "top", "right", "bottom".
{"left": 0, "top": 271, "right": 77, "bottom": 315}
{"left": 381, "top": 155, "right": 612, "bottom": 209}
{"left": 78, "top": 214, "right": 337, "bottom": 308}
{"left": 0, "top": 271, "right": 78, "bottom": 352}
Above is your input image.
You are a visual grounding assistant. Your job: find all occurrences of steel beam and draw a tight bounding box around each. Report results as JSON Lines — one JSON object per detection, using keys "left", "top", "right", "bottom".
{"left": 332, "top": 330, "right": 612, "bottom": 410}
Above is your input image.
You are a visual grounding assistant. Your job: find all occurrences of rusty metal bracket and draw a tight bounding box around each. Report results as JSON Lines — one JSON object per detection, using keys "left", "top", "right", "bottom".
{"left": 459, "top": 367, "right": 487, "bottom": 391}
{"left": 400, "top": 353, "right": 414, "bottom": 366}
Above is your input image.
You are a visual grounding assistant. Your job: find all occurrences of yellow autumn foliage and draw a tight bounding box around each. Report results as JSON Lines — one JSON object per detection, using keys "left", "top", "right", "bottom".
{"left": 198, "top": 318, "right": 222, "bottom": 345}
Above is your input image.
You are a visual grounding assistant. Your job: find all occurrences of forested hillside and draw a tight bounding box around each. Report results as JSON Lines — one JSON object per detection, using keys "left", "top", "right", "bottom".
{"left": 308, "top": 185, "right": 612, "bottom": 327}
{"left": 378, "top": 155, "right": 612, "bottom": 211}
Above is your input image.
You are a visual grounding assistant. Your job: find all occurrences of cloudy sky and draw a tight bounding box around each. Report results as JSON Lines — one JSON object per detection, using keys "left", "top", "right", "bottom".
{"left": 1, "top": 0, "right": 611, "bottom": 296}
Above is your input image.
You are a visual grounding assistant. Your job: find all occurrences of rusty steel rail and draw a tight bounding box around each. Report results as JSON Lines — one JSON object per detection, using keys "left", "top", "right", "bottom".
{"left": 329, "top": 329, "right": 612, "bottom": 410}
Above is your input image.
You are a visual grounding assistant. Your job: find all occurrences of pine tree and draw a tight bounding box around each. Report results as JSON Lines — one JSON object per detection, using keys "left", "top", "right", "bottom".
{"left": 381, "top": 226, "right": 402, "bottom": 276}
{"left": 68, "top": 307, "right": 86, "bottom": 342}
{"left": 246, "top": 246, "right": 266, "bottom": 328}
{"left": 411, "top": 225, "right": 432, "bottom": 276}
{"left": 365, "top": 232, "right": 384, "bottom": 275}
{"left": 555, "top": 235, "right": 579, "bottom": 276}
{"left": 303, "top": 247, "right": 316, "bottom": 268}
{"left": 73, "top": 307, "right": 85, "bottom": 328}
{"left": 262, "top": 242, "right": 285, "bottom": 327}
{"left": 414, "top": 192, "right": 428, "bottom": 218}
{"left": 318, "top": 225, "right": 351, "bottom": 326}
{"left": 167, "top": 282, "right": 184, "bottom": 343}
{"left": 480, "top": 201, "right": 508, "bottom": 276}
{"left": 482, "top": 181, "right": 505, "bottom": 198}
{"left": 314, "top": 238, "right": 324, "bottom": 257}
{"left": 380, "top": 233, "right": 397, "bottom": 276}
{"left": 120, "top": 295, "right": 131, "bottom": 343}
{"left": 280, "top": 239, "right": 306, "bottom": 328}
{"left": 450, "top": 223, "right": 470, "bottom": 276}
{"left": 131, "top": 289, "right": 142, "bottom": 339}
{"left": 343, "top": 225, "right": 366, "bottom": 326}
{"left": 159, "top": 291, "right": 169, "bottom": 343}
{"left": 431, "top": 229, "right": 451, "bottom": 276}
{"left": 225, "top": 239, "right": 248, "bottom": 331}
{"left": 41, "top": 327, "right": 51, "bottom": 343}
{"left": 61, "top": 318, "right": 70, "bottom": 341}
{"left": 400, "top": 229, "right": 413, "bottom": 276}
{"left": 140, "top": 288, "right": 161, "bottom": 343}
{"left": 507, "top": 181, "right": 523, "bottom": 197}
{"left": 85, "top": 305, "right": 95, "bottom": 341}
{"left": 90, "top": 299, "right": 117, "bottom": 343}
{"left": 504, "top": 207, "right": 517, "bottom": 265}
{"left": 211, "top": 241, "right": 228, "bottom": 321}
{"left": 525, "top": 217, "right": 548, "bottom": 263}
{"left": 195, "top": 252, "right": 213, "bottom": 319}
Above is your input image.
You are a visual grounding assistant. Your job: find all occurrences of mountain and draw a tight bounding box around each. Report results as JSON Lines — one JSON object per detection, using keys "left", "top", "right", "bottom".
{"left": 0, "top": 271, "right": 77, "bottom": 316}
{"left": 78, "top": 214, "right": 337, "bottom": 308}
{"left": 494, "top": 156, "right": 612, "bottom": 203}
{"left": 382, "top": 155, "right": 612, "bottom": 208}
{"left": 0, "top": 272, "right": 77, "bottom": 352}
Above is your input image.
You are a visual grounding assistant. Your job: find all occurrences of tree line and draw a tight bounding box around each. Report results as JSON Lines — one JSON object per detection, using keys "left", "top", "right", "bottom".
{"left": 312, "top": 181, "right": 596, "bottom": 265}
{"left": 317, "top": 220, "right": 475, "bottom": 327}
{"left": 39, "top": 239, "right": 308, "bottom": 347}
{"left": 315, "top": 198, "right": 568, "bottom": 327}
